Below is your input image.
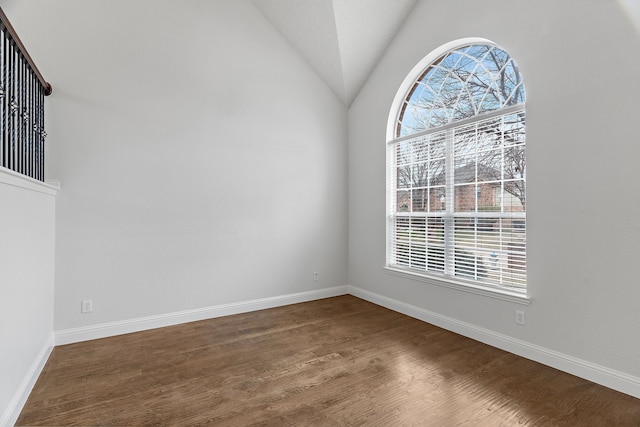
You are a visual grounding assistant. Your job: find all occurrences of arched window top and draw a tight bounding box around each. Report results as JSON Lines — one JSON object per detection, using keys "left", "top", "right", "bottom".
{"left": 396, "top": 43, "right": 525, "bottom": 138}
{"left": 387, "top": 39, "right": 527, "bottom": 295}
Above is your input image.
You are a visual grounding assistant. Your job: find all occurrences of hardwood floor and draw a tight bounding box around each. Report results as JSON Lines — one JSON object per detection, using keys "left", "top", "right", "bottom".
{"left": 17, "top": 296, "right": 640, "bottom": 426}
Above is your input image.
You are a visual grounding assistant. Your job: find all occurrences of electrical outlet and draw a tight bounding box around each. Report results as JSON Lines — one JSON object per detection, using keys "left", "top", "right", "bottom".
{"left": 313, "top": 272, "right": 319, "bottom": 281}
{"left": 81, "top": 299, "right": 93, "bottom": 314}
{"left": 515, "top": 310, "right": 526, "bottom": 325}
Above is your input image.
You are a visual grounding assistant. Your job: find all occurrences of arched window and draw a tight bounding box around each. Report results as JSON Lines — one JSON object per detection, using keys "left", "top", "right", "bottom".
{"left": 387, "top": 39, "right": 526, "bottom": 293}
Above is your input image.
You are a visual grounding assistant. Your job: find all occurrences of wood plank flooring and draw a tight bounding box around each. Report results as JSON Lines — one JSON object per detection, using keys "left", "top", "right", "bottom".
{"left": 17, "top": 296, "right": 640, "bottom": 426}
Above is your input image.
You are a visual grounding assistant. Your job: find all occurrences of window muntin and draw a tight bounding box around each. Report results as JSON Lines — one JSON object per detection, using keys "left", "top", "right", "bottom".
{"left": 397, "top": 44, "right": 524, "bottom": 137}
{"left": 388, "top": 42, "right": 526, "bottom": 292}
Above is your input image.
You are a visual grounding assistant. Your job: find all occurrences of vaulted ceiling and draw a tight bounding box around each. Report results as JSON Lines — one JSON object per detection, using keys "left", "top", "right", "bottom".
{"left": 620, "top": 0, "right": 640, "bottom": 33}
{"left": 251, "top": 0, "right": 418, "bottom": 106}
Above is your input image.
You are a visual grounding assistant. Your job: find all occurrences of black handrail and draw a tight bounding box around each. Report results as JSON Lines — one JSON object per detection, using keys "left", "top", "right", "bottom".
{"left": 0, "top": 7, "right": 51, "bottom": 95}
{"left": 0, "top": 6, "right": 51, "bottom": 181}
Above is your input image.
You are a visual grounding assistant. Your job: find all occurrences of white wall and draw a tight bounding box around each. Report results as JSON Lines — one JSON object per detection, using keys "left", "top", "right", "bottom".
{"left": 4, "top": 0, "right": 639, "bottom": 416}
{"left": 349, "top": 0, "right": 640, "bottom": 396}
{"left": 6, "top": 0, "right": 348, "bottom": 333}
{"left": 0, "top": 171, "right": 56, "bottom": 426}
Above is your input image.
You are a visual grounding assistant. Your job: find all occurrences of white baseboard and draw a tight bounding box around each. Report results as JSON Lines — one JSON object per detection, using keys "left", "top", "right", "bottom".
{"left": 55, "top": 286, "right": 349, "bottom": 346}
{"left": 1, "top": 334, "right": 54, "bottom": 427}
{"left": 348, "top": 285, "right": 640, "bottom": 399}
{"left": 49, "top": 284, "right": 640, "bottom": 401}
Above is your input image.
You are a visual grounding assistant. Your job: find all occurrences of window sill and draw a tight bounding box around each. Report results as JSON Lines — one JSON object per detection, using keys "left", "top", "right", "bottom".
{"left": 383, "top": 266, "right": 531, "bottom": 305}
{"left": 0, "top": 167, "right": 59, "bottom": 196}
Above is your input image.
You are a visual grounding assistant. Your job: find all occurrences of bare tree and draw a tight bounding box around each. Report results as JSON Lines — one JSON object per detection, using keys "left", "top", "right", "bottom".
{"left": 398, "top": 45, "right": 526, "bottom": 209}
{"left": 395, "top": 137, "right": 446, "bottom": 212}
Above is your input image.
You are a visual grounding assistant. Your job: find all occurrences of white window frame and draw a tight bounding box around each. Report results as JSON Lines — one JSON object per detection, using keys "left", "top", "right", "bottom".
{"left": 385, "top": 38, "right": 530, "bottom": 304}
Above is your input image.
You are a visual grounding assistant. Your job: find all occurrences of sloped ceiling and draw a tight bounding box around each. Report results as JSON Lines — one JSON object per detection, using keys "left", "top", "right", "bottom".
{"left": 619, "top": 0, "right": 640, "bottom": 33}
{"left": 251, "top": 0, "right": 418, "bottom": 106}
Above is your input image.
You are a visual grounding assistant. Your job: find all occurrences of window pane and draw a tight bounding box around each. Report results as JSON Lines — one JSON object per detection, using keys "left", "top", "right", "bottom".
{"left": 427, "top": 246, "right": 445, "bottom": 272}
{"left": 453, "top": 53, "right": 478, "bottom": 78}
{"left": 397, "top": 166, "right": 412, "bottom": 189}
{"left": 452, "top": 217, "right": 526, "bottom": 288}
{"left": 476, "top": 122, "right": 503, "bottom": 152}
{"left": 394, "top": 217, "right": 411, "bottom": 266}
{"left": 427, "top": 67, "right": 449, "bottom": 89}
{"left": 427, "top": 218, "right": 445, "bottom": 272}
{"left": 411, "top": 163, "right": 430, "bottom": 188}
{"left": 441, "top": 73, "right": 464, "bottom": 103}
{"left": 410, "top": 243, "right": 427, "bottom": 269}
{"left": 410, "top": 217, "right": 427, "bottom": 269}
{"left": 427, "top": 217, "right": 445, "bottom": 243}
{"left": 396, "top": 141, "right": 413, "bottom": 165}
{"left": 397, "top": 190, "right": 411, "bottom": 212}
{"left": 478, "top": 93, "right": 502, "bottom": 114}
{"left": 454, "top": 127, "right": 478, "bottom": 157}
{"left": 504, "top": 145, "right": 525, "bottom": 179}
{"left": 484, "top": 47, "right": 508, "bottom": 73}
{"left": 395, "top": 241, "right": 410, "bottom": 266}
{"left": 453, "top": 158, "right": 477, "bottom": 183}
{"left": 501, "top": 60, "right": 520, "bottom": 102}
{"left": 428, "top": 108, "right": 449, "bottom": 129}
{"left": 440, "top": 52, "right": 461, "bottom": 70}
{"left": 452, "top": 183, "right": 502, "bottom": 212}
{"left": 432, "top": 187, "right": 446, "bottom": 212}
{"left": 465, "top": 44, "right": 491, "bottom": 61}
{"left": 477, "top": 152, "right": 502, "bottom": 183}
{"left": 412, "top": 189, "right": 429, "bottom": 212}
{"left": 454, "top": 184, "right": 477, "bottom": 212}
{"left": 454, "top": 248, "right": 484, "bottom": 279}
{"left": 501, "top": 184, "right": 525, "bottom": 212}
{"left": 428, "top": 159, "right": 446, "bottom": 186}
{"left": 511, "top": 82, "right": 525, "bottom": 105}
{"left": 503, "top": 113, "right": 526, "bottom": 144}
{"left": 411, "top": 138, "right": 431, "bottom": 162}
{"left": 398, "top": 44, "right": 525, "bottom": 136}
{"left": 477, "top": 184, "right": 500, "bottom": 211}
{"left": 428, "top": 133, "right": 447, "bottom": 160}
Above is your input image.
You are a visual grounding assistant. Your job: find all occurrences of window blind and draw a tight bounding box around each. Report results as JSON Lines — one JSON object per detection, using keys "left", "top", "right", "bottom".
{"left": 388, "top": 109, "right": 526, "bottom": 291}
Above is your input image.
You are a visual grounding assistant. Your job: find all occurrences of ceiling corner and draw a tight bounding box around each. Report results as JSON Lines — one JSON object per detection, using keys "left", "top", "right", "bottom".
{"left": 251, "top": 0, "right": 418, "bottom": 106}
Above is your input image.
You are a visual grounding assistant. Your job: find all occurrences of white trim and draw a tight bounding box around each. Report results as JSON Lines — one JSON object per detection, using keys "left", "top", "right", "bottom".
{"left": 55, "top": 286, "right": 349, "bottom": 345}
{"left": 11, "top": 285, "right": 639, "bottom": 422}
{"left": 383, "top": 266, "right": 530, "bottom": 305}
{"left": 347, "top": 285, "right": 640, "bottom": 399}
{"left": 0, "top": 166, "right": 59, "bottom": 196}
{"left": 1, "top": 334, "right": 54, "bottom": 427}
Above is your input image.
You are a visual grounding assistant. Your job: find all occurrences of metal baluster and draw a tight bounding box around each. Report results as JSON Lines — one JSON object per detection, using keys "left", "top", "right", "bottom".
{"left": 39, "top": 85, "right": 44, "bottom": 180}
{"left": 30, "top": 63, "right": 35, "bottom": 179}
{"left": 0, "top": 7, "right": 52, "bottom": 181}
{"left": 8, "top": 42, "right": 15, "bottom": 172}
{"left": 18, "top": 51, "right": 24, "bottom": 175}
{"left": 28, "top": 63, "right": 33, "bottom": 178}
{"left": 18, "top": 48, "right": 24, "bottom": 175}
{"left": 0, "top": 28, "right": 5, "bottom": 168}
